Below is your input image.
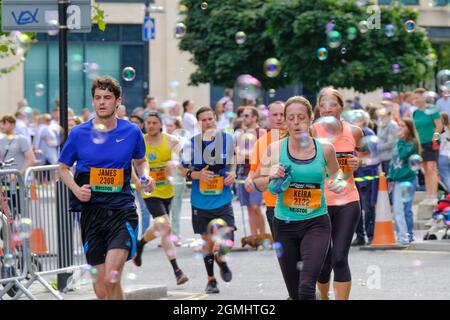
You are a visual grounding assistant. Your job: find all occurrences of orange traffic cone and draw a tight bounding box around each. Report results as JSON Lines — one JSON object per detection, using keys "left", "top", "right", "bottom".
{"left": 29, "top": 228, "right": 48, "bottom": 255}
{"left": 361, "top": 172, "right": 408, "bottom": 250}
{"left": 30, "top": 181, "right": 38, "bottom": 201}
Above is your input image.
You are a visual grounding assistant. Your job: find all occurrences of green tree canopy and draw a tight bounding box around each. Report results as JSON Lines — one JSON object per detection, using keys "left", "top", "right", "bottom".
{"left": 179, "top": 0, "right": 435, "bottom": 93}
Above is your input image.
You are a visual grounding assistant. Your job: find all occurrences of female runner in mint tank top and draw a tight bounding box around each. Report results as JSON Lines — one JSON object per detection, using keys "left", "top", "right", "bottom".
{"left": 253, "top": 96, "right": 345, "bottom": 300}
{"left": 312, "top": 87, "right": 366, "bottom": 300}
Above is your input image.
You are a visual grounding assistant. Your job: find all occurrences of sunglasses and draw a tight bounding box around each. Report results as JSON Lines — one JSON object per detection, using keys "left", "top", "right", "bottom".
{"left": 242, "top": 114, "right": 252, "bottom": 118}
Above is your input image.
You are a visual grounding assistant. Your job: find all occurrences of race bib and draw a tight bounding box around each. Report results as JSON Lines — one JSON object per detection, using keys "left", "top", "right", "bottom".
{"left": 200, "top": 175, "right": 224, "bottom": 195}
{"left": 283, "top": 182, "right": 322, "bottom": 214}
{"left": 150, "top": 167, "right": 168, "bottom": 186}
{"left": 336, "top": 152, "right": 353, "bottom": 176}
{"left": 89, "top": 168, "right": 124, "bottom": 193}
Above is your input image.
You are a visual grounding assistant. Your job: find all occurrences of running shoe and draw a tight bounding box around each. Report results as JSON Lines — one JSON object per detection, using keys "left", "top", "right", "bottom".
{"left": 205, "top": 279, "right": 220, "bottom": 294}
{"left": 215, "top": 259, "right": 232, "bottom": 282}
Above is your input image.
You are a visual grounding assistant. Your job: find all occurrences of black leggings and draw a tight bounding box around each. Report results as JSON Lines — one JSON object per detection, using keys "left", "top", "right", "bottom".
{"left": 318, "top": 201, "right": 361, "bottom": 283}
{"left": 273, "top": 214, "right": 331, "bottom": 300}
{"left": 266, "top": 207, "right": 274, "bottom": 235}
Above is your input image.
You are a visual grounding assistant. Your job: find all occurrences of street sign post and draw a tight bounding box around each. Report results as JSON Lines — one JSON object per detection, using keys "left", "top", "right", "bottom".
{"left": 2, "top": 0, "right": 91, "bottom": 33}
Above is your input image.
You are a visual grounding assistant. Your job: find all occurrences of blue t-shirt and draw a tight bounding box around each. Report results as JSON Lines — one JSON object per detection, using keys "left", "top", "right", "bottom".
{"left": 58, "top": 118, "right": 146, "bottom": 209}
{"left": 182, "top": 132, "right": 234, "bottom": 210}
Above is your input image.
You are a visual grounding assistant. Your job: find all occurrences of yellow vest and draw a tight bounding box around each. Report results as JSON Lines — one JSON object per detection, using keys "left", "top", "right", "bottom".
{"left": 142, "top": 133, "right": 174, "bottom": 199}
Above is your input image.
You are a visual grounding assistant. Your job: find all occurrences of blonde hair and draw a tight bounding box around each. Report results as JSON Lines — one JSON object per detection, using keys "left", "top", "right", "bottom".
{"left": 316, "top": 87, "right": 345, "bottom": 111}
{"left": 283, "top": 96, "right": 314, "bottom": 138}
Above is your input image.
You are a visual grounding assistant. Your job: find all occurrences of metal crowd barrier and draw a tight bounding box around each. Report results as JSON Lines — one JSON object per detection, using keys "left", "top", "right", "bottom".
{"left": 0, "top": 165, "right": 87, "bottom": 300}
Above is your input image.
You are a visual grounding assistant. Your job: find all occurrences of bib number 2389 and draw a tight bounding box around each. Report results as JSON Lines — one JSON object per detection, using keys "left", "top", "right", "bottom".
{"left": 90, "top": 168, "right": 124, "bottom": 193}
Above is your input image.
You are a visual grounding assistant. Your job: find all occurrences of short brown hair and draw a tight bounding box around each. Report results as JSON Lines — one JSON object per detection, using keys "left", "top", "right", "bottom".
{"left": 244, "top": 106, "right": 259, "bottom": 121}
{"left": 91, "top": 76, "right": 121, "bottom": 99}
{"left": 196, "top": 106, "right": 214, "bottom": 120}
{"left": 0, "top": 114, "right": 15, "bottom": 125}
{"left": 414, "top": 88, "right": 426, "bottom": 95}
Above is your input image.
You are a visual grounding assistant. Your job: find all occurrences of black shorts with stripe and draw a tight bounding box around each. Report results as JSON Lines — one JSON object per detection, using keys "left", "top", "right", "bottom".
{"left": 80, "top": 206, "right": 138, "bottom": 266}
{"left": 191, "top": 203, "right": 236, "bottom": 237}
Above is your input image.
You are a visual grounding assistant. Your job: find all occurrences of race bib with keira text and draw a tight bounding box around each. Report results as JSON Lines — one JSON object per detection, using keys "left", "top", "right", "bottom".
{"left": 89, "top": 168, "right": 124, "bottom": 193}
{"left": 283, "top": 182, "right": 322, "bottom": 214}
{"left": 200, "top": 175, "right": 224, "bottom": 195}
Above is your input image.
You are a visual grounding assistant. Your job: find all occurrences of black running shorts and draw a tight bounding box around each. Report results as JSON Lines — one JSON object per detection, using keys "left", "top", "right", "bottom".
{"left": 191, "top": 203, "right": 236, "bottom": 235}
{"left": 144, "top": 197, "right": 173, "bottom": 218}
{"left": 80, "top": 206, "right": 138, "bottom": 266}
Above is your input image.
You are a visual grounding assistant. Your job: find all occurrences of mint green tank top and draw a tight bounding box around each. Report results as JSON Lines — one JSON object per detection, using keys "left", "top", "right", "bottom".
{"left": 275, "top": 138, "right": 328, "bottom": 221}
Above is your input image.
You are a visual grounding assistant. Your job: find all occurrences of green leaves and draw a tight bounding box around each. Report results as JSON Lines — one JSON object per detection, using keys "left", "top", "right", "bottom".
{"left": 92, "top": 1, "right": 106, "bottom": 31}
{"left": 180, "top": 0, "right": 434, "bottom": 93}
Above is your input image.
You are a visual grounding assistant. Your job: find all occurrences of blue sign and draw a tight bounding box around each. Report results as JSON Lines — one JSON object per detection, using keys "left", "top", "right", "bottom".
{"left": 142, "top": 17, "right": 155, "bottom": 41}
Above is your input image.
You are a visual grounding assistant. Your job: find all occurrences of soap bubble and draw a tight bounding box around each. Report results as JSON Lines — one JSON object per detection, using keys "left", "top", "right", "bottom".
{"left": 385, "top": 24, "right": 396, "bottom": 37}
{"left": 121, "top": 66, "right": 136, "bottom": 82}
{"left": 392, "top": 64, "right": 400, "bottom": 74}
{"left": 200, "top": 2, "right": 208, "bottom": 10}
{"left": 175, "top": 23, "right": 186, "bottom": 39}
{"left": 359, "top": 135, "right": 379, "bottom": 165}
{"left": 125, "top": 273, "right": 137, "bottom": 280}
{"left": 341, "top": 47, "right": 347, "bottom": 55}
{"left": 264, "top": 58, "right": 281, "bottom": 78}
{"left": 235, "top": 31, "right": 247, "bottom": 45}
{"left": 405, "top": 20, "right": 415, "bottom": 33}
{"left": 317, "top": 47, "right": 328, "bottom": 61}
{"left": 314, "top": 116, "right": 341, "bottom": 143}
{"left": 347, "top": 27, "right": 358, "bottom": 40}
{"left": 268, "top": 89, "right": 276, "bottom": 98}
{"left": 90, "top": 123, "right": 108, "bottom": 144}
{"left": 273, "top": 242, "right": 283, "bottom": 258}
{"left": 400, "top": 181, "right": 415, "bottom": 203}
{"left": 35, "top": 83, "right": 45, "bottom": 97}
{"left": 408, "top": 154, "right": 422, "bottom": 171}
{"left": 47, "top": 20, "right": 60, "bottom": 36}
{"left": 358, "top": 21, "right": 369, "bottom": 33}
{"left": 3, "top": 253, "right": 14, "bottom": 267}
{"left": 70, "top": 53, "right": 84, "bottom": 72}
{"left": 89, "top": 266, "right": 99, "bottom": 283}
{"left": 110, "top": 270, "right": 120, "bottom": 283}
{"left": 327, "top": 30, "right": 342, "bottom": 48}
{"left": 83, "top": 62, "right": 100, "bottom": 80}
{"left": 236, "top": 74, "right": 262, "bottom": 100}
{"left": 437, "top": 70, "right": 450, "bottom": 86}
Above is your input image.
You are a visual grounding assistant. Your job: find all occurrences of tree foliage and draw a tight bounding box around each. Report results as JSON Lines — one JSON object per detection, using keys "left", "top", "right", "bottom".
{"left": 179, "top": 0, "right": 435, "bottom": 93}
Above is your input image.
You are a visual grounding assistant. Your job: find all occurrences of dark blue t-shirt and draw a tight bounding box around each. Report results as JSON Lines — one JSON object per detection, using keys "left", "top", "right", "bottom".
{"left": 58, "top": 118, "right": 146, "bottom": 209}
{"left": 182, "top": 132, "right": 234, "bottom": 210}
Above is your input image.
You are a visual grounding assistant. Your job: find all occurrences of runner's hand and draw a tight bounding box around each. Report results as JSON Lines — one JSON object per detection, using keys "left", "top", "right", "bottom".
{"left": 135, "top": 179, "right": 142, "bottom": 191}
{"left": 224, "top": 171, "right": 235, "bottom": 186}
{"left": 142, "top": 177, "right": 155, "bottom": 194}
{"left": 269, "top": 165, "right": 285, "bottom": 179}
{"left": 244, "top": 176, "right": 254, "bottom": 192}
{"left": 76, "top": 184, "right": 92, "bottom": 202}
{"left": 328, "top": 178, "right": 345, "bottom": 194}
{"left": 200, "top": 165, "right": 214, "bottom": 182}
{"left": 346, "top": 155, "right": 360, "bottom": 171}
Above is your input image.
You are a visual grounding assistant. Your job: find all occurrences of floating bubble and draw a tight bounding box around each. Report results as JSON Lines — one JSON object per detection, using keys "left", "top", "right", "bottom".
{"left": 207, "top": 218, "right": 227, "bottom": 237}
{"left": 110, "top": 270, "right": 120, "bottom": 283}
{"left": 358, "top": 21, "right": 369, "bottom": 33}
{"left": 16, "top": 217, "right": 32, "bottom": 240}
{"left": 3, "top": 253, "right": 14, "bottom": 267}
{"left": 299, "top": 131, "right": 310, "bottom": 149}
{"left": 90, "top": 266, "right": 99, "bottom": 283}
{"left": 262, "top": 238, "right": 272, "bottom": 250}
{"left": 264, "top": 58, "right": 281, "bottom": 78}
{"left": 349, "top": 110, "right": 369, "bottom": 126}
{"left": 360, "top": 135, "right": 379, "bottom": 165}
{"left": 70, "top": 53, "right": 83, "bottom": 72}
{"left": 404, "top": 20, "right": 415, "bottom": 33}
{"left": 225, "top": 111, "right": 236, "bottom": 119}
{"left": 121, "top": 66, "right": 136, "bottom": 82}
{"left": 356, "top": 0, "right": 368, "bottom": 6}
{"left": 408, "top": 154, "right": 422, "bottom": 171}
{"left": 273, "top": 242, "right": 283, "bottom": 258}
{"left": 236, "top": 74, "right": 262, "bottom": 100}
{"left": 175, "top": 23, "right": 187, "bottom": 39}
{"left": 35, "top": 83, "right": 45, "bottom": 97}
{"left": 385, "top": 24, "right": 396, "bottom": 37}
{"left": 400, "top": 181, "right": 415, "bottom": 203}
{"left": 90, "top": 123, "right": 108, "bottom": 144}
{"left": 437, "top": 70, "right": 450, "bottom": 86}
{"left": 347, "top": 27, "right": 358, "bottom": 40}
{"left": 427, "top": 0, "right": 438, "bottom": 7}
{"left": 317, "top": 47, "right": 328, "bottom": 61}
{"left": 340, "top": 47, "right": 347, "bottom": 55}
{"left": 327, "top": 30, "right": 342, "bottom": 49}
{"left": 382, "top": 91, "right": 393, "bottom": 101}
{"left": 315, "top": 116, "right": 341, "bottom": 143}
{"left": 125, "top": 273, "right": 137, "bottom": 280}
{"left": 47, "top": 20, "right": 59, "bottom": 36}
{"left": 169, "top": 234, "right": 179, "bottom": 243}
{"left": 445, "top": 81, "right": 450, "bottom": 92}
{"left": 235, "top": 31, "right": 247, "bottom": 45}
{"left": 296, "top": 261, "right": 304, "bottom": 271}
{"left": 392, "top": 63, "right": 400, "bottom": 74}
{"left": 200, "top": 2, "right": 208, "bottom": 10}
{"left": 424, "top": 104, "right": 439, "bottom": 115}
{"left": 83, "top": 62, "right": 100, "bottom": 80}
{"left": 414, "top": 259, "right": 422, "bottom": 267}
{"left": 268, "top": 89, "right": 276, "bottom": 98}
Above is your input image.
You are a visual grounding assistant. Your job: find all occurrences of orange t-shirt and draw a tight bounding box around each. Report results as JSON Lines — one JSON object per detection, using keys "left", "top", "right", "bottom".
{"left": 249, "top": 130, "right": 282, "bottom": 207}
